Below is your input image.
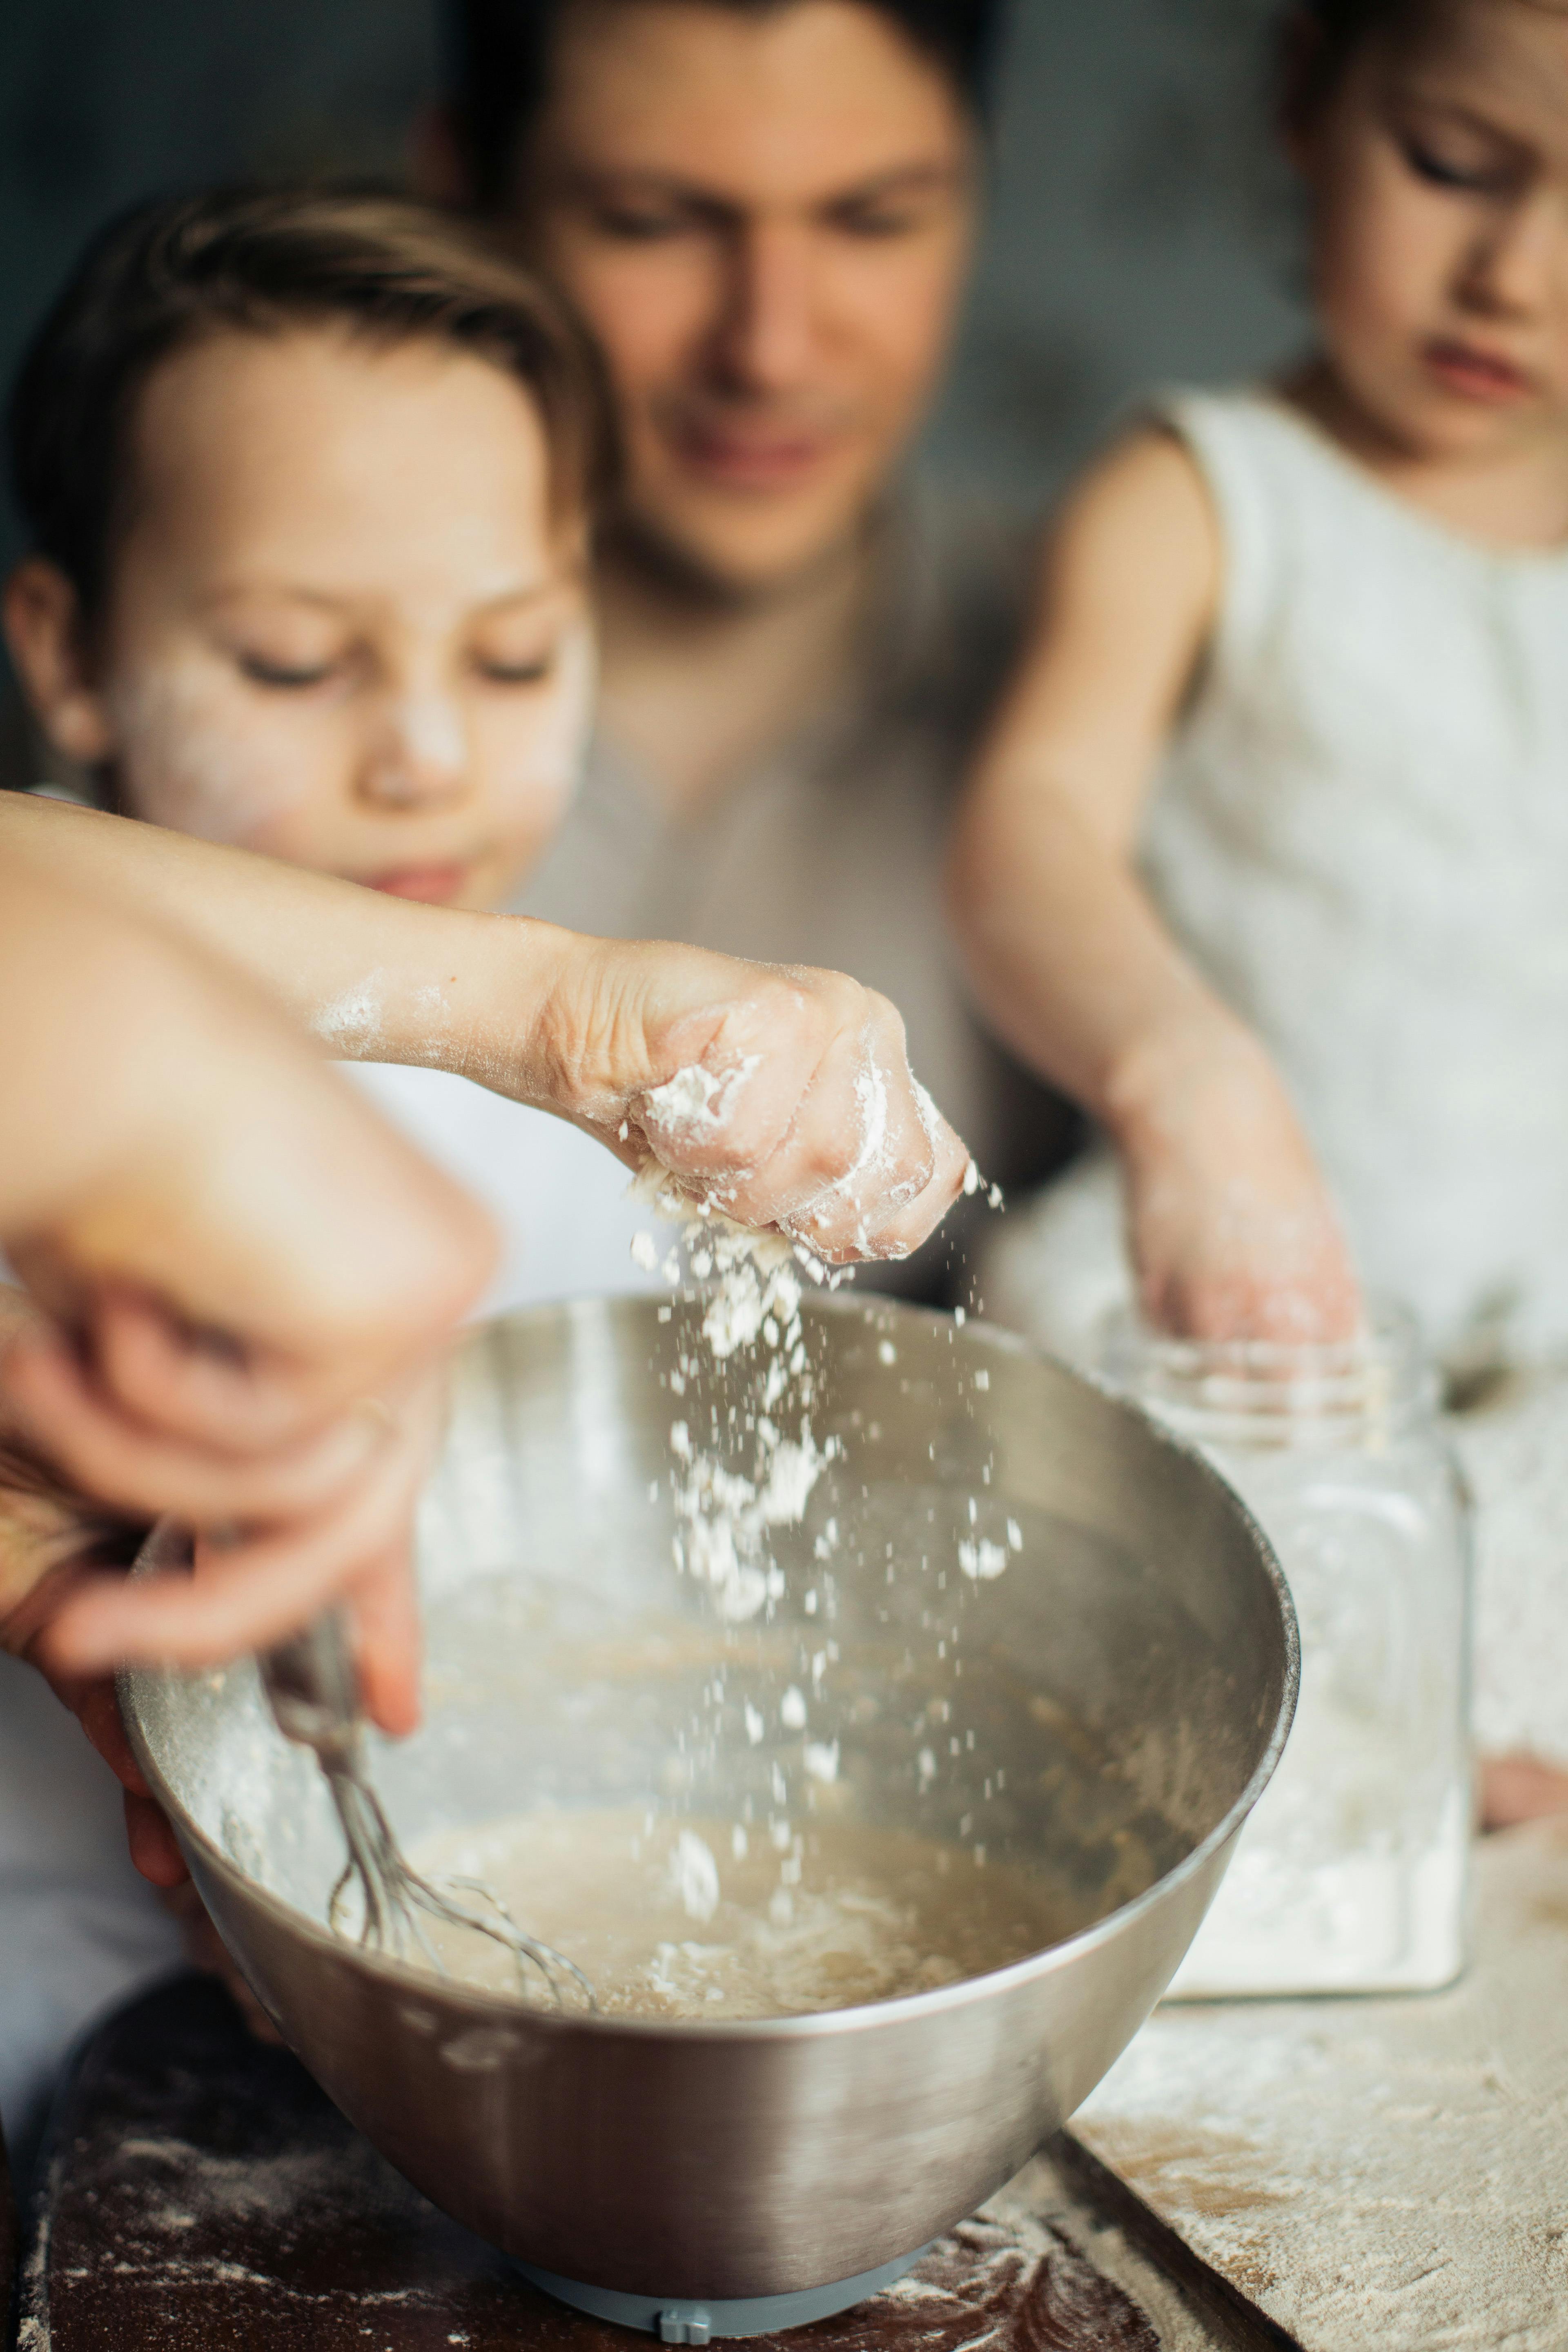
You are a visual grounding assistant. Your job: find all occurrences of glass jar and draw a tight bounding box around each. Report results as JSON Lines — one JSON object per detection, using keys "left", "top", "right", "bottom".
{"left": 1103, "top": 1306, "right": 1472, "bottom": 1996}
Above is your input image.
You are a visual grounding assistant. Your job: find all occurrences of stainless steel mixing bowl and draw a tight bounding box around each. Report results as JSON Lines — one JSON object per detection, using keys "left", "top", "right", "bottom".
{"left": 122, "top": 1293, "right": 1296, "bottom": 2304}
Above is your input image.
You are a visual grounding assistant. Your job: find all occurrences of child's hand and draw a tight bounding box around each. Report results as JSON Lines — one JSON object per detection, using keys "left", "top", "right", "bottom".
{"left": 523, "top": 936, "right": 972, "bottom": 1262}
{"left": 1111, "top": 1022, "right": 1362, "bottom": 1343}
{"left": 1480, "top": 1753, "right": 1568, "bottom": 1831}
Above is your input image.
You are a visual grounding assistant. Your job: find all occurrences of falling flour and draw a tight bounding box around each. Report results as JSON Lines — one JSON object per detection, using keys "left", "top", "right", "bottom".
{"left": 626, "top": 1116, "right": 1008, "bottom": 1629}
{"left": 390, "top": 1100, "right": 1031, "bottom": 2022}
{"left": 629, "top": 1156, "right": 844, "bottom": 1627}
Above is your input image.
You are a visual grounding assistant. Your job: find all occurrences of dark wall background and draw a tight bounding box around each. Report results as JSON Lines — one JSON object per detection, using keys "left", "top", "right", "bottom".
{"left": 0, "top": 0, "right": 1305, "bottom": 715}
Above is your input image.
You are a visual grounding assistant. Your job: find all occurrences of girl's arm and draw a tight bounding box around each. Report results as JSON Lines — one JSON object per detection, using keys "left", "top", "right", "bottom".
{"left": 947, "top": 428, "right": 1359, "bottom": 1342}
{"left": 0, "top": 795, "right": 966, "bottom": 1265}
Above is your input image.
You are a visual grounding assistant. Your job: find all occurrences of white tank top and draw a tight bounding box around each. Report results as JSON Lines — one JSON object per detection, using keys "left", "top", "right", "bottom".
{"left": 1142, "top": 388, "right": 1568, "bottom": 1361}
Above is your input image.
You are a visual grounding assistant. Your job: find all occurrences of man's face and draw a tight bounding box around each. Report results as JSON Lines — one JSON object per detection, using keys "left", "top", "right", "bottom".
{"left": 513, "top": 0, "right": 978, "bottom": 595}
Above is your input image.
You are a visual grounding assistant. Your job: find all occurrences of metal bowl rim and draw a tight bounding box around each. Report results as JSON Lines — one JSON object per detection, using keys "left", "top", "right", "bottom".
{"left": 120, "top": 1293, "right": 1300, "bottom": 2043}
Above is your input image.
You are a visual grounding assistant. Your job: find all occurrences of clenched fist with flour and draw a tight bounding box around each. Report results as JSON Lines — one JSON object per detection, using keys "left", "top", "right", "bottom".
{"left": 521, "top": 938, "right": 971, "bottom": 1264}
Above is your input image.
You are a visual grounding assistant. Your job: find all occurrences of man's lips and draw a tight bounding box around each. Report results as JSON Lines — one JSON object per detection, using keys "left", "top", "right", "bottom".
{"left": 361, "top": 863, "right": 472, "bottom": 904}
{"left": 1425, "top": 337, "right": 1537, "bottom": 403}
{"left": 668, "top": 419, "right": 844, "bottom": 491}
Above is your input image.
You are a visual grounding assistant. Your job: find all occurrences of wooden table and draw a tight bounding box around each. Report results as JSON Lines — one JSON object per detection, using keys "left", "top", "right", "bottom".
{"left": 28, "top": 1827, "right": 1560, "bottom": 2352}
{"left": 14, "top": 1974, "right": 1251, "bottom": 2352}
{"left": 1075, "top": 1821, "right": 1568, "bottom": 2351}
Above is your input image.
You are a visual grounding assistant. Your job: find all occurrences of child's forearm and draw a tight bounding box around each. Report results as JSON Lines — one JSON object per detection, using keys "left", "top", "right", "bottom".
{"left": 0, "top": 800, "right": 788, "bottom": 1138}
{"left": 0, "top": 797, "right": 578, "bottom": 1101}
{"left": 1, "top": 797, "right": 970, "bottom": 1263}
{"left": 948, "top": 767, "right": 1361, "bottom": 1340}
{"left": 0, "top": 802, "right": 866, "bottom": 1150}
{"left": 944, "top": 427, "right": 1359, "bottom": 1342}
{"left": 947, "top": 773, "right": 1247, "bottom": 1146}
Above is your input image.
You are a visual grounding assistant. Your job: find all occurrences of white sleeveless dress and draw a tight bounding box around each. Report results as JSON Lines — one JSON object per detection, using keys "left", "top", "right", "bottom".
{"left": 983, "top": 386, "right": 1568, "bottom": 1759}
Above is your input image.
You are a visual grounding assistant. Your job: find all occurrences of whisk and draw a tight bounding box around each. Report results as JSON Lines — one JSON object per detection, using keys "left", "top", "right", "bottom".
{"left": 260, "top": 1612, "right": 595, "bottom": 2011}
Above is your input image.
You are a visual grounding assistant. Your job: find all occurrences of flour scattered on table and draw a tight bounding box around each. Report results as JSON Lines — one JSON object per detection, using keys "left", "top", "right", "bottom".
{"left": 1076, "top": 1820, "right": 1568, "bottom": 2352}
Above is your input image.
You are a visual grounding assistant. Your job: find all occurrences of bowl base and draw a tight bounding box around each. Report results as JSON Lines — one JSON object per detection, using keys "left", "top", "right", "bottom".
{"left": 514, "top": 2243, "right": 934, "bottom": 2340}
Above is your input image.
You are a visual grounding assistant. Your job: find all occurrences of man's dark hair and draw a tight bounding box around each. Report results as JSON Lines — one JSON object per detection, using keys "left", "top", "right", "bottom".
{"left": 449, "top": 0, "right": 1009, "bottom": 210}
{"left": 9, "top": 183, "right": 608, "bottom": 625}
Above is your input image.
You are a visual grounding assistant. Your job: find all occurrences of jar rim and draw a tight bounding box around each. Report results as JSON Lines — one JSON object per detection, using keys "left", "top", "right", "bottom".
{"left": 1099, "top": 1298, "right": 1437, "bottom": 1449}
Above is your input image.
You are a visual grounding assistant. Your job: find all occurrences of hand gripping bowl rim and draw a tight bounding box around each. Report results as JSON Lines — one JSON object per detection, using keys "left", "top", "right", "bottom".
{"left": 119, "top": 1295, "right": 1300, "bottom": 2044}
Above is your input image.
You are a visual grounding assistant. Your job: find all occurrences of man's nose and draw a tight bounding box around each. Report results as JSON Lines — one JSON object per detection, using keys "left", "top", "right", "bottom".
{"left": 710, "top": 220, "right": 822, "bottom": 396}
{"left": 357, "top": 693, "right": 471, "bottom": 811}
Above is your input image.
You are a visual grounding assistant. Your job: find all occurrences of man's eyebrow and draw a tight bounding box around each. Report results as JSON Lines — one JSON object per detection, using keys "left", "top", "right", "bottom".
{"left": 822, "top": 162, "right": 968, "bottom": 203}
{"left": 559, "top": 158, "right": 966, "bottom": 209}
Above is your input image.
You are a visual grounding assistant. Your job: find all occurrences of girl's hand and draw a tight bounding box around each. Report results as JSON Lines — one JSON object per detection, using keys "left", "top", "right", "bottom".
{"left": 1110, "top": 1020, "right": 1362, "bottom": 1344}
{"left": 521, "top": 935, "right": 972, "bottom": 1263}
{"left": 1480, "top": 1754, "right": 1568, "bottom": 1831}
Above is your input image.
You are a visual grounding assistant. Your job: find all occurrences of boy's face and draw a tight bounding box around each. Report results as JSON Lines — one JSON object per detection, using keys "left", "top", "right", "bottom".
{"left": 49, "top": 327, "right": 593, "bottom": 909}
{"left": 511, "top": 0, "right": 977, "bottom": 596}
{"left": 1296, "top": 0, "right": 1568, "bottom": 468}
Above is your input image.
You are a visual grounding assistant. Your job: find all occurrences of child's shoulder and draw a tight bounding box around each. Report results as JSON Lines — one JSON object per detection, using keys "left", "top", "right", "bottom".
{"left": 1089, "top": 382, "right": 1331, "bottom": 501}
{"left": 1009, "top": 385, "right": 1333, "bottom": 713}
{"left": 1055, "top": 383, "right": 1303, "bottom": 553}
{"left": 1062, "top": 385, "right": 1349, "bottom": 644}
{"left": 1137, "top": 381, "right": 1464, "bottom": 552}
{"left": 1045, "top": 401, "right": 1222, "bottom": 616}
{"left": 1105, "top": 385, "right": 1332, "bottom": 523}
{"left": 1145, "top": 381, "right": 1316, "bottom": 453}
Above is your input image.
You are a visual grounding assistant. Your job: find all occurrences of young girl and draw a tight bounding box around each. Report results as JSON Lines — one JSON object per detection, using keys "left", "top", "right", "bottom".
{"left": 948, "top": 0, "right": 1568, "bottom": 1796}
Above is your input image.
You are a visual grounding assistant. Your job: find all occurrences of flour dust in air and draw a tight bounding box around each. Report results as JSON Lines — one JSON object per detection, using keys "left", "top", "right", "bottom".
{"left": 628, "top": 1154, "right": 845, "bottom": 1628}
{"left": 397, "top": 1091, "right": 1037, "bottom": 2021}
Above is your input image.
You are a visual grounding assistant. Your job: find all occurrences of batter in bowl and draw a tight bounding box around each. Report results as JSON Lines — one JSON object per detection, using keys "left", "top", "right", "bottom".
{"left": 406, "top": 1809, "right": 1077, "bottom": 2018}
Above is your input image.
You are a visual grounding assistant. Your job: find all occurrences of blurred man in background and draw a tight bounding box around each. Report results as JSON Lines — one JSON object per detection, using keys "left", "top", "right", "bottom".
{"left": 425, "top": 0, "right": 1071, "bottom": 1266}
